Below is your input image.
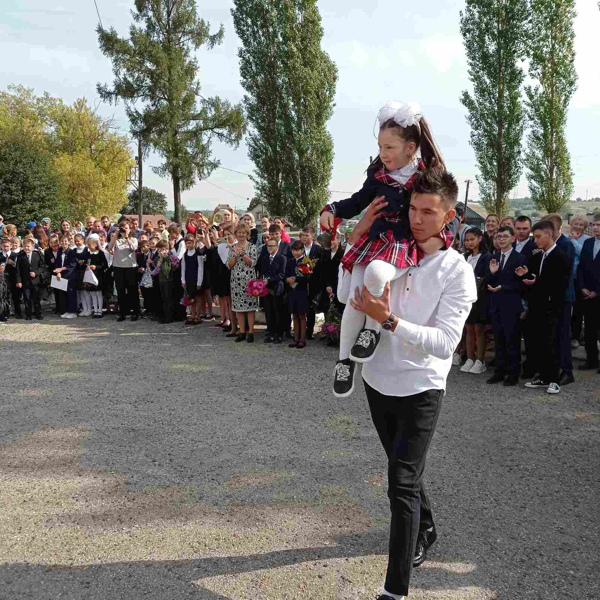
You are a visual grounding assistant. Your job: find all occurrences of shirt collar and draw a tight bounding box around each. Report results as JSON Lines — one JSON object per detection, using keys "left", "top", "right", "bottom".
{"left": 544, "top": 243, "right": 557, "bottom": 256}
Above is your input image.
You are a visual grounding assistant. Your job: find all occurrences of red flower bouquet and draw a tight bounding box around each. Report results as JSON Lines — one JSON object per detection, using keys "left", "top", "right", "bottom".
{"left": 295, "top": 256, "right": 318, "bottom": 279}
{"left": 246, "top": 279, "right": 269, "bottom": 298}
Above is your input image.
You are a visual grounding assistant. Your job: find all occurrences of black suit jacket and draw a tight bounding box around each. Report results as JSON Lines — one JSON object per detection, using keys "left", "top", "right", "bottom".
{"left": 487, "top": 250, "right": 527, "bottom": 314}
{"left": 514, "top": 238, "right": 537, "bottom": 259}
{"left": 44, "top": 248, "right": 64, "bottom": 273}
{"left": 526, "top": 246, "right": 570, "bottom": 315}
{"left": 577, "top": 237, "right": 600, "bottom": 295}
{"left": 15, "top": 250, "right": 45, "bottom": 287}
{"left": 258, "top": 253, "right": 287, "bottom": 296}
{"left": 319, "top": 246, "right": 345, "bottom": 295}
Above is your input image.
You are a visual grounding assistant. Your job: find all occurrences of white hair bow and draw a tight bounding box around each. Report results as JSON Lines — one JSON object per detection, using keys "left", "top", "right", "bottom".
{"left": 377, "top": 101, "right": 422, "bottom": 128}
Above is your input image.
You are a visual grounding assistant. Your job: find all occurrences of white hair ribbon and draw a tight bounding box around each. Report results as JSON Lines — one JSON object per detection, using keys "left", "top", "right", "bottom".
{"left": 377, "top": 101, "right": 422, "bottom": 128}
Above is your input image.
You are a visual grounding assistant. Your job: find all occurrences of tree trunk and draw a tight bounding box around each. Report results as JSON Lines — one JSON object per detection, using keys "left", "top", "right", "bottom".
{"left": 173, "top": 167, "right": 181, "bottom": 224}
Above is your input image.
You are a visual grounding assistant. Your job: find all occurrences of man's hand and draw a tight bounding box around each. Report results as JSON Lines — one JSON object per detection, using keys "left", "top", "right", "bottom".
{"left": 489, "top": 259, "right": 499, "bottom": 274}
{"left": 30, "top": 271, "right": 35, "bottom": 278}
{"left": 515, "top": 266, "right": 528, "bottom": 277}
{"left": 487, "top": 285, "right": 501, "bottom": 293}
{"left": 351, "top": 196, "right": 388, "bottom": 241}
{"left": 582, "top": 289, "right": 597, "bottom": 300}
{"left": 16, "top": 282, "right": 22, "bottom": 288}
{"left": 523, "top": 274, "right": 537, "bottom": 286}
{"left": 286, "top": 277, "right": 296, "bottom": 285}
{"left": 350, "top": 281, "right": 392, "bottom": 324}
{"left": 138, "top": 267, "right": 144, "bottom": 273}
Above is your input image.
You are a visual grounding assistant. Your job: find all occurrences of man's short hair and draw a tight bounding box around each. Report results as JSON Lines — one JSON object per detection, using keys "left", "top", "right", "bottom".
{"left": 498, "top": 226, "right": 515, "bottom": 236}
{"left": 542, "top": 213, "right": 562, "bottom": 230}
{"left": 268, "top": 224, "right": 282, "bottom": 234}
{"left": 412, "top": 169, "right": 459, "bottom": 209}
{"left": 302, "top": 226, "right": 316, "bottom": 236}
{"left": 594, "top": 214, "right": 600, "bottom": 223}
{"left": 515, "top": 215, "right": 532, "bottom": 226}
{"left": 532, "top": 221, "right": 555, "bottom": 235}
{"left": 455, "top": 205, "right": 465, "bottom": 219}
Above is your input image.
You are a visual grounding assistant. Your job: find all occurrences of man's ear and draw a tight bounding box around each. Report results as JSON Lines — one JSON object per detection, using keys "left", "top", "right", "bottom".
{"left": 444, "top": 208, "right": 456, "bottom": 225}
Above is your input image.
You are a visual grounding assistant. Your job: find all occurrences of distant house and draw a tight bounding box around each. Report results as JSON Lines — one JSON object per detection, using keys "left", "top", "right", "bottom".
{"left": 456, "top": 203, "right": 486, "bottom": 229}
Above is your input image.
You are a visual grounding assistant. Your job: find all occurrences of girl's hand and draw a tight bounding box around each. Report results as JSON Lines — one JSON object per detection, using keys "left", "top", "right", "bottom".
{"left": 56, "top": 273, "right": 61, "bottom": 281}
{"left": 320, "top": 211, "right": 335, "bottom": 231}
{"left": 89, "top": 265, "right": 96, "bottom": 271}
{"left": 286, "top": 277, "right": 296, "bottom": 285}
{"left": 489, "top": 259, "right": 499, "bottom": 274}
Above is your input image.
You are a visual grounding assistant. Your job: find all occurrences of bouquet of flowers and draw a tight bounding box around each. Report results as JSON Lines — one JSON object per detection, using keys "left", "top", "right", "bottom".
{"left": 181, "top": 293, "right": 193, "bottom": 307}
{"left": 295, "top": 256, "right": 318, "bottom": 279}
{"left": 321, "top": 303, "right": 342, "bottom": 346}
{"left": 246, "top": 278, "right": 269, "bottom": 298}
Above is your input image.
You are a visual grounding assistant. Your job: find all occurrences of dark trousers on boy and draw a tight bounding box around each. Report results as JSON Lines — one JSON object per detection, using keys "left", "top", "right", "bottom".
{"left": 265, "top": 294, "right": 284, "bottom": 339}
{"left": 55, "top": 289, "right": 67, "bottom": 315}
{"left": 11, "top": 286, "right": 22, "bottom": 317}
{"left": 159, "top": 280, "right": 174, "bottom": 322}
{"left": 23, "top": 285, "right": 42, "bottom": 318}
{"left": 364, "top": 381, "right": 442, "bottom": 597}
{"left": 490, "top": 309, "right": 522, "bottom": 377}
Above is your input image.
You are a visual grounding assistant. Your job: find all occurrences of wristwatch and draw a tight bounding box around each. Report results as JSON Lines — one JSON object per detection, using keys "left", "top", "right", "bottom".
{"left": 381, "top": 313, "right": 398, "bottom": 331}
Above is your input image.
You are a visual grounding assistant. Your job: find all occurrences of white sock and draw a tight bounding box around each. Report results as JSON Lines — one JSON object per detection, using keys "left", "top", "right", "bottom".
{"left": 363, "top": 261, "right": 407, "bottom": 332}
{"left": 338, "top": 266, "right": 367, "bottom": 360}
{"left": 383, "top": 589, "right": 405, "bottom": 600}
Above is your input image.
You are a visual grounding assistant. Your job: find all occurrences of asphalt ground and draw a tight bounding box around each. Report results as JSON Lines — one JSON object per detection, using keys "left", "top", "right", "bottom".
{"left": 0, "top": 312, "right": 598, "bottom": 600}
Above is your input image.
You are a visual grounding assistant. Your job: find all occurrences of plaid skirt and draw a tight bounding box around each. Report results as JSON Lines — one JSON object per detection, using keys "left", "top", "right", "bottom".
{"left": 341, "top": 228, "right": 455, "bottom": 272}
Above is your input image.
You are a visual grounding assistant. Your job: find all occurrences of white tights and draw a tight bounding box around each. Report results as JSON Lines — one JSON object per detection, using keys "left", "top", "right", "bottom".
{"left": 78, "top": 290, "right": 91, "bottom": 314}
{"left": 90, "top": 291, "right": 103, "bottom": 314}
{"left": 338, "top": 261, "right": 406, "bottom": 360}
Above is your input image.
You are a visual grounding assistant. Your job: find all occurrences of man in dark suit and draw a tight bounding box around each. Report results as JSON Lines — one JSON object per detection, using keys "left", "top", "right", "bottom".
{"left": 513, "top": 215, "right": 537, "bottom": 258}
{"left": 300, "top": 226, "right": 324, "bottom": 339}
{"left": 543, "top": 214, "right": 576, "bottom": 385}
{"left": 258, "top": 239, "right": 287, "bottom": 343}
{"left": 486, "top": 226, "right": 527, "bottom": 386}
{"left": 522, "top": 221, "right": 571, "bottom": 394}
{"left": 576, "top": 214, "right": 600, "bottom": 372}
{"left": 0, "top": 239, "right": 22, "bottom": 318}
{"left": 318, "top": 233, "right": 345, "bottom": 315}
{"left": 15, "top": 238, "right": 45, "bottom": 320}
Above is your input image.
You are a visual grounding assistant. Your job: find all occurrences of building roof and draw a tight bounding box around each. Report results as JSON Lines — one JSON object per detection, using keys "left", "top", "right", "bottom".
{"left": 456, "top": 202, "right": 486, "bottom": 221}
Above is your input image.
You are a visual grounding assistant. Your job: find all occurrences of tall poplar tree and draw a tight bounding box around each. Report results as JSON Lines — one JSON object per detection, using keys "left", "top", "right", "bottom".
{"left": 232, "top": 0, "right": 337, "bottom": 226}
{"left": 460, "top": 0, "right": 529, "bottom": 217}
{"left": 97, "top": 0, "right": 246, "bottom": 223}
{"left": 524, "top": 0, "right": 577, "bottom": 213}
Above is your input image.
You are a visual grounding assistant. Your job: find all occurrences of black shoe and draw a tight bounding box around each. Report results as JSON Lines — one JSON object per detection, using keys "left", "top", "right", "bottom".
{"left": 0, "top": 317, "right": 7, "bottom": 322}
{"left": 264, "top": 336, "right": 273, "bottom": 344}
{"left": 503, "top": 375, "right": 519, "bottom": 386}
{"left": 306, "top": 334, "right": 314, "bottom": 341}
{"left": 35, "top": 314, "right": 43, "bottom": 320}
{"left": 235, "top": 333, "right": 246, "bottom": 343}
{"left": 25, "top": 316, "right": 32, "bottom": 321}
{"left": 558, "top": 372, "right": 575, "bottom": 386}
{"left": 333, "top": 359, "right": 356, "bottom": 398}
{"left": 578, "top": 362, "right": 599, "bottom": 371}
{"left": 350, "top": 328, "right": 381, "bottom": 363}
{"left": 486, "top": 373, "right": 505, "bottom": 384}
{"left": 272, "top": 337, "right": 282, "bottom": 344}
{"left": 376, "top": 596, "right": 397, "bottom": 600}
{"left": 524, "top": 377, "right": 550, "bottom": 389}
{"left": 288, "top": 341, "right": 299, "bottom": 348}
{"left": 414, "top": 525, "right": 437, "bottom": 568}
{"left": 222, "top": 324, "right": 232, "bottom": 333}
{"left": 488, "top": 357, "right": 496, "bottom": 368}
{"left": 117, "top": 316, "right": 126, "bottom": 322}
{"left": 226, "top": 330, "right": 239, "bottom": 338}
{"left": 247, "top": 334, "right": 254, "bottom": 343}
{"left": 130, "top": 314, "right": 139, "bottom": 322}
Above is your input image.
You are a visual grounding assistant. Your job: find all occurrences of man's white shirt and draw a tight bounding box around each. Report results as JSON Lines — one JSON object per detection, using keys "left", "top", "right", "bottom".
{"left": 362, "top": 247, "right": 477, "bottom": 397}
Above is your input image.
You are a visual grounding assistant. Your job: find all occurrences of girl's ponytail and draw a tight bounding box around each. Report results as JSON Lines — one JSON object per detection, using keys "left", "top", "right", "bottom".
{"left": 416, "top": 117, "right": 446, "bottom": 172}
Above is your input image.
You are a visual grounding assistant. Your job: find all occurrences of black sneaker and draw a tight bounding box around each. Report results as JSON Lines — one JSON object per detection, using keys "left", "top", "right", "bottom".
{"left": 333, "top": 359, "right": 356, "bottom": 398}
{"left": 350, "top": 328, "right": 381, "bottom": 363}
{"left": 524, "top": 378, "right": 549, "bottom": 389}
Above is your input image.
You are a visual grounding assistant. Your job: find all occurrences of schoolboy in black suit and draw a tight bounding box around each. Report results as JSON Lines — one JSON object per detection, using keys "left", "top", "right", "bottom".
{"left": 318, "top": 234, "right": 345, "bottom": 314}
{"left": 15, "top": 238, "right": 45, "bottom": 320}
{"left": 258, "top": 239, "right": 287, "bottom": 343}
{"left": 486, "top": 226, "right": 527, "bottom": 386}
{"left": 521, "top": 221, "right": 571, "bottom": 394}
{"left": 576, "top": 214, "right": 600, "bottom": 371}
{"left": 300, "top": 226, "right": 324, "bottom": 339}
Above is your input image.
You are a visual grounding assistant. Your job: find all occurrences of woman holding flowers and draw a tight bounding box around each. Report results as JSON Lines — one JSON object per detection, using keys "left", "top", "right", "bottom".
{"left": 227, "top": 222, "right": 259, "bottom": 343}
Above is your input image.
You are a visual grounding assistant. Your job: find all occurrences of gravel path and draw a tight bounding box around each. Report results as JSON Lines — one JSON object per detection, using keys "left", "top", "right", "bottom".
{"left": 0, "top": 313, "right": 598, "bottom": 600}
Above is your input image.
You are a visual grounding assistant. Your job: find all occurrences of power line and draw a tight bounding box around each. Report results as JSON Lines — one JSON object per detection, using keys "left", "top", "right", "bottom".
{"left": 201, "top": 179, "right": 248, "bottom": 201}
{"left": 93, "top": 0, "right": 104, "bottom": 29}
{"left": 217, "top": 166, "right": 253, "bottom": 177}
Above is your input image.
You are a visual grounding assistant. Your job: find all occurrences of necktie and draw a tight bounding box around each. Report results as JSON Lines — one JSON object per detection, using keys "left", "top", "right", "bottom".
{"left": 269, "top": 255, "right": 274, "bottom": 263}
{"left": 499, "top": 254, "right": 506, "bottom": 271}
{"left": 540, "top": 251, "right": 547, "bottom": 273}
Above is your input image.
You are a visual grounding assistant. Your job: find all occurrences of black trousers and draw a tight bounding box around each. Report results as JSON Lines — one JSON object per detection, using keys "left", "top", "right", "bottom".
{"left": 264, "top": 294, "right": 284, "bottom": 338}
{"left": 557, "top": 301, "right": 573, "bottom": 376}
{"left": 490, "top": 308, "right": 522, "bottom": 377}
{"left": 365, "top": 380, "right": 443, "bottom": 597}
{"left": 113, "top": 267, "right": 140, "bottom": 317}
{"left": 11, "top": 285, "right": 22, "bottom": 316}
{"left": 529, "top": 309, "right": 560, "bottom": 383}
{"left": 582, "top": 297, "right": 600, "bottom": 366}
{"left": 159, "top": 280, "right": 174, "bottom": 322}
{"left": 22, "top": 285, "right": 42, "bottom": 317}
{"left": 571, "top": 291, "right": 585, "bottom": 342}
{"left": 55, "top": 289, "right": 67, "bottom": 315}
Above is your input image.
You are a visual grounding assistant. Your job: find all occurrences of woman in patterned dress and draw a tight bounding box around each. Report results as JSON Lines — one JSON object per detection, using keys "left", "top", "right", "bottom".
{"left": 228, "top": 223, "right": 259, "bottom": 343}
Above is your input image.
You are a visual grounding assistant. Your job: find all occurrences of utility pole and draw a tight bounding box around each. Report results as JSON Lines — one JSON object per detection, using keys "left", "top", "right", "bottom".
{"left": 138, "top": 137, "right": 143, "bottom": 225}
{"left": 464, "top": 179, "right": 472, "bottom": 215}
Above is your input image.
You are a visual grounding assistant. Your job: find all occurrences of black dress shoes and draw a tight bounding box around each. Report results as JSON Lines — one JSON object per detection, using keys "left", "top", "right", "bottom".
{"left": 486, "top": 373, "right": 505, "bottom": 384}
{"left": 117, "top": 316, "right": 126, "bottom": 322}
{"left": 414, "top": 525, "right": 437, "bottom": 567}
{"left": 558, "top": 372, "right": 575, "bottom": 386}
{"left": 503, "top": 375, "right": 519, "bottom": 386}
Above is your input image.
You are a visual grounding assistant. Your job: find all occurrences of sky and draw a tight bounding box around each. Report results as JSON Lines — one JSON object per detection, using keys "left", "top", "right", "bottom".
{"left": 1, "top": 0, "right": 598, "bottom": 213}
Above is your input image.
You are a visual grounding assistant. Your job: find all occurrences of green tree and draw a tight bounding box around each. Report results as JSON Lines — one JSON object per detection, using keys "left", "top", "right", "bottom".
{"left": 460, "top": 0, "right": 529, "bottom": 217}
{"left": 97, "top": 0, "right": 246, "bottom": 224}
{"left": 524, "top": 0, "right": 577, "bottom": 214}
{"left": 232, "top": 0, "right": 337, "bottom": 226}
{"left": 122, "top": 186, "right": 167, "bottom": 215}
